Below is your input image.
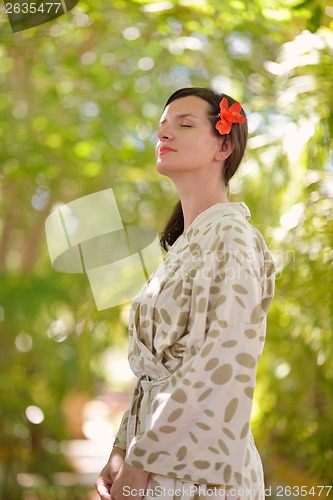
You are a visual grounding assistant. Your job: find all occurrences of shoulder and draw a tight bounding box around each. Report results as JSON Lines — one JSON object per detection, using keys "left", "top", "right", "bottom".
{"left": 191, "top": 212, "right": 258, "bottom": 253}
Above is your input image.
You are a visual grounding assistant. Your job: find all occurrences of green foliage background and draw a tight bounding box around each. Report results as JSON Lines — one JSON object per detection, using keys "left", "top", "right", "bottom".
{"left": 0, "top": 1, "right": 332, "bottom": 498}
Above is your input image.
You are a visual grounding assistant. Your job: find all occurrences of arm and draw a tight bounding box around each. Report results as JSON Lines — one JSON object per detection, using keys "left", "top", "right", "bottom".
{"left": 113, "top": 408, "right": 129, "bottom": 451}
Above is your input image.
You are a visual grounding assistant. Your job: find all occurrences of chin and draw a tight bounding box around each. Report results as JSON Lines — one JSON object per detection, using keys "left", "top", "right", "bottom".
{"left": 156, "top": 160, "right": 174, "bottom": 175}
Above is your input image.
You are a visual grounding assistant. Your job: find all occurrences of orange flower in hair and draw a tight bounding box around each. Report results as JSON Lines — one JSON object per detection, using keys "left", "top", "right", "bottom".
{"left": 215, "top": 97, "right": 247, "bottom": 135}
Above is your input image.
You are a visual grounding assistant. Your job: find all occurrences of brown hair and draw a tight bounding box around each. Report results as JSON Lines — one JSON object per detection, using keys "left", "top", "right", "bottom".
{"left": 159, "top": 87, "right": 248, "bottom": 251}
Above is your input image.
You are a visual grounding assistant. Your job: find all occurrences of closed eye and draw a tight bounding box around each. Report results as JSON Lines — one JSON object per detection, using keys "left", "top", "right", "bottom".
{"left": 180, "top": 124, "right": 192, "bottom": 128}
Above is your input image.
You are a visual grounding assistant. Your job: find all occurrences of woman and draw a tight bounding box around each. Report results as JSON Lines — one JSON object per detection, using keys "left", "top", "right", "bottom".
{"left": 95, "top": 87, "right": 275, "bottom": 500}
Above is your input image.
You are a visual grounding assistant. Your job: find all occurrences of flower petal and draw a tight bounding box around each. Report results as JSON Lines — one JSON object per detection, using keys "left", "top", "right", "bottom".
{"left": 219, "top": 97, "right": 229, "bottom": 112}
{"left": 229, "top": 101, "right": 242, "bottom": 114}
{"left": 216, "top": 97, "right": 246, "bottom": 135}
{"left": 216, "top": 120, "right": 232, "bottom": 135}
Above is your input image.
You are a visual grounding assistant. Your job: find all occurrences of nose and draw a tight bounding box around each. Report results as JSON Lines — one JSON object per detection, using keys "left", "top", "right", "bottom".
{"left": 157, "top": 122, "right": 174, "bottom": 141}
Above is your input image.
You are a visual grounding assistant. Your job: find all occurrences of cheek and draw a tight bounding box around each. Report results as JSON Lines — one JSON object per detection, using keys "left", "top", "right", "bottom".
{"left": 188, "top": 137, "right": 214, "bottom": 156}
{"left": 199, "top": 135, "right": 219, "bottom": 153}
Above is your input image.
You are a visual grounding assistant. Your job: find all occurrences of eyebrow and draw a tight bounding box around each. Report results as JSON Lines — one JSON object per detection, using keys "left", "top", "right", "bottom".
{"left": 159, "top": 112, "right": 198, "bottom": 124}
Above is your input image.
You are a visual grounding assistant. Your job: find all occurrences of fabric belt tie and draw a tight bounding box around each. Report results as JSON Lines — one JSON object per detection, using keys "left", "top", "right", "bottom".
{"left": 140, "top": 376, "right": 169, "bottom": 392}
{"left": 135, "top": 375, "right": 170, "bottom": 434}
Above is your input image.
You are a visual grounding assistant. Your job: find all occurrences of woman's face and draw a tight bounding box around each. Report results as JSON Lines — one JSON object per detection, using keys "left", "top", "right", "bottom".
{"left": 155, "top": 95, "right": 223, "bottom": 177}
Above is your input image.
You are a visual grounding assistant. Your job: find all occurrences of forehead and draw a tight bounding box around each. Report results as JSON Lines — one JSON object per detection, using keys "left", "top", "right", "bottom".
{"left": 161, "top": 95, "right": 210, "bottom": 119}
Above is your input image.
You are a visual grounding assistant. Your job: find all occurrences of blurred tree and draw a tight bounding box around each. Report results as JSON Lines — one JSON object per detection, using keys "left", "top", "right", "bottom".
{"left": 0, "top": 0, "right": 332, "bottom": 498}
{"left": 252, "top": 26, "right": 333, "bottom": 487}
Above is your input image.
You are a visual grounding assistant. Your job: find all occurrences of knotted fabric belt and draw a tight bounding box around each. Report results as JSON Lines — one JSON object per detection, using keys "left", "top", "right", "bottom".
{"left": 134, "top": 375, "right": 170, "bottom": 435}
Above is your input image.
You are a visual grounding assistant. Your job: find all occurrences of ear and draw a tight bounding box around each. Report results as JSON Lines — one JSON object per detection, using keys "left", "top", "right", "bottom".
{"left": 214, "top": 136, "right": 234, "bottom": 162}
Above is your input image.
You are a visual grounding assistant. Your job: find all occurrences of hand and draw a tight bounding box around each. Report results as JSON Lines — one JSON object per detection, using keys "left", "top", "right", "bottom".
{"left": 95, "top": 447, "right": 125, "bottom": 500}
{"left": 110, "top": 462, "right": 150, "bottom": 500}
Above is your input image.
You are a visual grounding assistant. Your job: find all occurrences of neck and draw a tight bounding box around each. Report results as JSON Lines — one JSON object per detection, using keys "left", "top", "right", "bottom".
{"left": 178, "top": 184, "right": 229, "bottom": 232}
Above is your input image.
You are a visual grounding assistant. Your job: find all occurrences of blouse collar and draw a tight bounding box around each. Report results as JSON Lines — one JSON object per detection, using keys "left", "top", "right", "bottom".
{"left": 184, "top": 202, "right": 251, "bottom": 235}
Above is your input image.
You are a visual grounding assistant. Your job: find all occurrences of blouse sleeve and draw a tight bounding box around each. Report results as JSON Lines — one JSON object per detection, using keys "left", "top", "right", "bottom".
{"left": 113, "top": 409, "right": 129, "bottom": 451}
{"left": 125, "top": 220, "right": 275, "bottom": 484}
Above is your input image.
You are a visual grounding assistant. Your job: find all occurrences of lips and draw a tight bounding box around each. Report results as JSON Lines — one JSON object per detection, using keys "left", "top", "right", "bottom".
{"left": 158, "top": 145, "right": 176, "bottom": 156}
